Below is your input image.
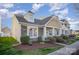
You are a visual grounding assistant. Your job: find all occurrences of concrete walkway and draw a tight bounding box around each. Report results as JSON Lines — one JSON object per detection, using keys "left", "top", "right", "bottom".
{"left": 55, "top": 43, "right": 68, "bottom": 46}
{"left": 48, "top": 41, "right": 79, "bottom": 55}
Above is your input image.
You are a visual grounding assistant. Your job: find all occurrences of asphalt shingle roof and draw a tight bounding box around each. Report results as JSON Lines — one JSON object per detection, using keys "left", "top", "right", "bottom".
{"left": 15, "top": 14, "right": 53, "bottom": 25}
{"left": 35, "top": 16, "right": 53, "bottom": 25}
{"left": 15, "top": 14, "right": 28, "bottom": 23}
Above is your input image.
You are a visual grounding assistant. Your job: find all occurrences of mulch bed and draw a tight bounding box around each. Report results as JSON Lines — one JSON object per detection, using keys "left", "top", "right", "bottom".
{"left": 14, "top": 42, "right": 59, "bottom": 50}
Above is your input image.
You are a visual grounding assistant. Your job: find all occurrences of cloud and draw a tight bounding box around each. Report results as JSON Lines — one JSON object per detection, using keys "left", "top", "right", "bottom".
{"left": 0, "top": 4, "right": 25, "bottom": 19}
{"left": 0, "top": 9, "right": 8, "bottom": 14}
{"left": 12, "top": 10, "right": 25, "bottom": 14}
{"left": 0, "top": 9, "right": 9, "bottom": 18}
{"left": 69, "top": 20, "right": 79, "bottom": 25}
{"left": 66, "top": 17, "right": 79, "bottom": 30}
{"left": 49, "top": 3, "right": 68, "bottom": 12}
{"left": 0, "top": 3, "right": 14, "bottom": 18}
{"left": 55, "top": 8, "right": 68, "bottom": 19}
{"left": 66, "top": 17, "right": 78, "bottom": 25}
{"left": 49, "top": 3, "right": 68, "bottom": 19}
{"left": 70, "top": 21, "right": 79, "bottom": 30}
{"left": 31, "top": 3, "right": 45, "bottom": 13}
{"left": 0, "top": 3, "right": 14, "bottom": 9}
{"left": 0, "top": 9, "right": 14, "bottom": 19}
{"left": 66, "top": 17, "right": 72, "bottom": 21}
{"left": 3, "top": 4, "right": 14, "bottom": 8}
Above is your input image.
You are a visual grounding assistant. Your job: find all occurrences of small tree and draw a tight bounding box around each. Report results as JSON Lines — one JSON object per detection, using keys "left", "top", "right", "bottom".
{"left": 21, "top": 36, "right": 30, "bottom": 44}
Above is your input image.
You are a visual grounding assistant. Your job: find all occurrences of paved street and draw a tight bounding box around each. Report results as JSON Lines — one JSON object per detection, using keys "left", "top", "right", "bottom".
{"left": 48, "top": 41, "right": 79, "bottom": 55}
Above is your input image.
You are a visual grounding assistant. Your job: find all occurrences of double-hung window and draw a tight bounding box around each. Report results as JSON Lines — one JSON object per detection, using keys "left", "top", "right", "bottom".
{"left": 47, "top": 29, "right": 52, "bottom": 36}
{"left": 29, "top": 28, "right": 37, "bottom": 37}
{"left": 55, "top": 28, "right": 59, "bottom": 35}
{"left": 29, "top": 28, "right": 33, "bottom": 37}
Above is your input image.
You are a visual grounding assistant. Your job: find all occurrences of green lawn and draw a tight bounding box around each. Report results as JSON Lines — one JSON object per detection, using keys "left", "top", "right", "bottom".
{"left": 18, "top": 45, "right": 63, "bottom": 55}
{"left": 68, "top": 38, "right": 79, "bottom": 45}
{"left": 68, "top": 40, "right": 76, "bottom": 44}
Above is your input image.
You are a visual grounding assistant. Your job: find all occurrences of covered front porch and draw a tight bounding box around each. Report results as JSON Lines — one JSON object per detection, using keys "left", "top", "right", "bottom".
{"left": 38, "top": 26, "right": 62, "bottom": 41}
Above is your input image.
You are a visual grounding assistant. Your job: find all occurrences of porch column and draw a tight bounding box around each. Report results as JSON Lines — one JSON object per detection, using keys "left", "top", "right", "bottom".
{"left": 27, "top": 26, "right": 29, "bottom": 36}
{"left": 53, "top": 28, "right": 55, "bottom": 36}
{"left": 43, "top": 27, "right": 46, "bottom": 41}
{"left": 59, "top": 28, "right": 62, "bottom": 36}
{"left": 52, "top": 28, "right": 54, "bottom": 36}
{"left": 64, "top": 30, "right": 65, "bottom": 35}
{"left": 37, "top": 27, "right": 38, "bottom": 38}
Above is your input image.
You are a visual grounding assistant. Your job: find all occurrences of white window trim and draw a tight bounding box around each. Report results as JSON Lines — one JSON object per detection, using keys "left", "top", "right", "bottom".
{"left": 46, "top": 29, "right": 53, "bottom": 37}
{"left": 28, "top": 26, "right": 38, "bottom": 38}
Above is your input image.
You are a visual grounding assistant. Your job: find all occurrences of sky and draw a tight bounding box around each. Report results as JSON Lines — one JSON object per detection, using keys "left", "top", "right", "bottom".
{"left": 0, "top": 3, "right": 79, "bottom": 30}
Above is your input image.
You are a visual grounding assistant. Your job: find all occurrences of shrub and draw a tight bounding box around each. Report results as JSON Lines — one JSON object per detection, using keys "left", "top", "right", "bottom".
{"left": 55, "top": 36, "right": 67, "bottom": 44}
{"left": 0, "top": 37, "right": 22, "bottom": 55}
{"left": 21, "top": 36, "right": 30, "bottom": 44}
{"left": 61, "top": 35, "right": 69, "bottom": 40}
{"left": 0, "top": 44, "right": 22, "bottom": 55}
{"left": 38, "top": 36, "right": 42, "bottom": 42}
{"left": 0, "top": 37, "right": 18, "bottom": 45}
{"left": 76, "top": 35, "right": 79, "bottom": 40}
{"left": 46, "top": 37, "right": 56, "bottom": 44}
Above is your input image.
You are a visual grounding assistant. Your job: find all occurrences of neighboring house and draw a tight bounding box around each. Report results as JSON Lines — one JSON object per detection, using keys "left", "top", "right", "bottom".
{"left": 75, "top": 30, "right": 79, "bottom": 35}
{"left": 60, "top": 19, "right": 70, "bottom": 35}
{"left": 0, "top": 16, "right": 4, "bottom": 37}
{"left": 0, "top": 16, "right": 1, "bottom": 33}
{"left": 71, "top": 30, "right": 79, "bottom": 35}
{"left": 12, "top": 11, "right": 70, "bottom": 43}
{"left": 0, "top": 32, "right": 4, "bottom": 37}
{"left": 2, "top": 27, "right": 11, "bottom": 36}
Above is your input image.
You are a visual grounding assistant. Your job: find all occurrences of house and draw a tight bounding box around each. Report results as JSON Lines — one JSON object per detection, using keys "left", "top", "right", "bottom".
{"left": 71, "top": 30, "right": 79, "bottom": 35}
{"left": 0, "top": 17, "right": 1, "bottom": 36}
{"left": 60, "top": 19, "right": 70, "bottom": 35}
{"left": 12, "top": 11, "right": 70, "bottom": 43}
{"left": 2, "top": 27, "right": 11, "bottom": 36}
{"left": 0, "top": 16, "right": 4, "bottom": 37}
{"left": 75, "top": 30, "right": 79, "bottom": 35}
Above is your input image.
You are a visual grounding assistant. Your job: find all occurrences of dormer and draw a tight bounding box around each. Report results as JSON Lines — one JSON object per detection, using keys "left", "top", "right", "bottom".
{"left": 24, "top": 11, "right": 34, "bottom": 22}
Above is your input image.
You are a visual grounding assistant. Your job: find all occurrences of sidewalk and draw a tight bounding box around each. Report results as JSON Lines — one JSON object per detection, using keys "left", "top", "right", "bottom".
{"left": 48, "top": 41, "right": 79, "bottom": 55}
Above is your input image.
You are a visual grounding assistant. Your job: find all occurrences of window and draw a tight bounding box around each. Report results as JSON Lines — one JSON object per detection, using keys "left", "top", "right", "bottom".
{"left": 65, "top": 30, "right": 68, "bottom": 35}
{"left": 47, "top": 29, "right": 52, "bottom": 36}
{"left": 49, "top": 29, "right": 52, "bottom": 35}
{"left": 29, "top": 28, "right": 37, "bottom": 37}
{"left": 55, "top": 28, "right": 59, "bottom": 35}
{"left": 29, "top": 28, "right": 33, "bottom": 36}
{"left": 57, "top": 29, "right": 59, "bottom": 35}
{"left": 34, "top": 28, "right": 37, "bottom": 36}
